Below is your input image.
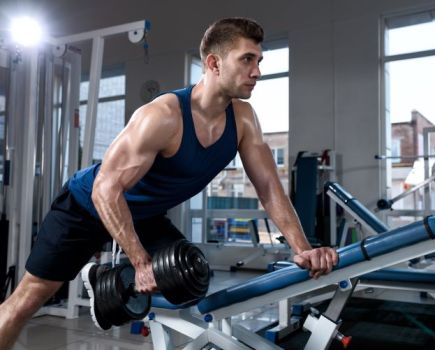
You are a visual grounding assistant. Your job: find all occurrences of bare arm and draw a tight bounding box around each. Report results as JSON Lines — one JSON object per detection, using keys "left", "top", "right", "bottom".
{"left": 236, "top": 102, "right": 337, "bottom": 278}
{"left": 91, "top": 96, "right": 180, "bottom": 291}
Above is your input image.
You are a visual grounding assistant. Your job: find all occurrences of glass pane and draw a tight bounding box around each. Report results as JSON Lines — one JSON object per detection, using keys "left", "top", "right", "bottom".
{"left": 190, "top": 57, "right": 203, "bottom": 84}
{"left": 98, "top": 75, "right": 125, "bottom": 98}
{"left": 188, "top": 48, "right": 289, "bottom": 246}
{"left": 80, "top": 75, "right": 125, "bottom": 101}
{"left": 260, "top": 47, "right": 289, "bottom": 75}
{"left": 0, "top": 96, "right": 5, "bottom": 112}
{"left": 277, "top": 148, "right": 284, "bottom": 165}
{"left": 386, "top": 21, "right": 435, "bottom": 56}
{"left": 386, "top": 57, "right": 435, "bottom": 213}
{"left": 206, "top": 217, "right": 284, "bottom": 245}
{"left": 387, "top": 57, "right": 435, "bottom": 123}
{"left": 79, "top": 81, "right": 88, "bottom": 101}
{"left": 79, "top": 99, "right": 125, "bottom": 163}
{"left": 249, "top": 77, "right": 289, "bottom": 133}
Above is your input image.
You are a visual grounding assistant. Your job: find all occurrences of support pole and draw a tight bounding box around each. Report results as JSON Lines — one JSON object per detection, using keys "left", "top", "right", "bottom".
{"left": 18, "top": 48, "right": 39, "bottom": 279}
{"left": 81, "top": 37, "right": 104, "bottom": 168}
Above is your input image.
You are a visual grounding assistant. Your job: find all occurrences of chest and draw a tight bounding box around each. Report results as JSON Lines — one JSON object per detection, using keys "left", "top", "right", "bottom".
{"left": 191, "top": 111, "right": 227, "bottom": 149}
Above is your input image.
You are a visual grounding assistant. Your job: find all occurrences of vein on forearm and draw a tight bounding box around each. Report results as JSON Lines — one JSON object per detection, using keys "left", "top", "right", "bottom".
{"left": 92, "top": 177, "right": 147, "bottom": 266}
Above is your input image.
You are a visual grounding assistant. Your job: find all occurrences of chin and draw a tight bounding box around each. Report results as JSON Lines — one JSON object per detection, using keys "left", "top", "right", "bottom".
{"left": 238, "top": 92, "right": 252, "bottom": 100}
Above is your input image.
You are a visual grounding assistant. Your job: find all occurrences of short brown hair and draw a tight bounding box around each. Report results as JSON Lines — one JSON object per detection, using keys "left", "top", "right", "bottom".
{"left": 200, "top": 17, "right": 264, "bottom": 61}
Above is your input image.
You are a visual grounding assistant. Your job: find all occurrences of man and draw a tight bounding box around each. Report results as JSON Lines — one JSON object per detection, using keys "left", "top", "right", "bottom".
{"left": 0, "top": 17, "right": 337, "bottom": 348}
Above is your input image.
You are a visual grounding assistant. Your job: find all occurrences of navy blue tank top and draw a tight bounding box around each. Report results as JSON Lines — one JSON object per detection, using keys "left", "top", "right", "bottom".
{"left": 68, "top": 86, "right": 238, "bottom": 220}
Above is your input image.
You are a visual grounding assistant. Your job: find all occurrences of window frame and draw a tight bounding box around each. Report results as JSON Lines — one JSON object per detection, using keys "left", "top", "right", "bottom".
{"left": 381, "top": 9, "right": 435, "bottom": 224}
{"left": 79, "top": 68, "right": 126, "bottom": 163}
{"left": 185, "top": 43, "right": 290, "bottom": 246}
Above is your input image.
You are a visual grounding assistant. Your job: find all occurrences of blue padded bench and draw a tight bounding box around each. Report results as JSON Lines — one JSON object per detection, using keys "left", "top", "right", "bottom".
{"left": 325, "top": 181, "right": 389, "bottom": 234}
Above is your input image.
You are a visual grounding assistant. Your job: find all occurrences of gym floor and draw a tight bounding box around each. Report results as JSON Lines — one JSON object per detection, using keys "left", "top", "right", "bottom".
{"left": 12, "top": 270, "right": 261, "bottom": 350}
{"left": 12, "top": 270, "right": 435, "bottom": 350}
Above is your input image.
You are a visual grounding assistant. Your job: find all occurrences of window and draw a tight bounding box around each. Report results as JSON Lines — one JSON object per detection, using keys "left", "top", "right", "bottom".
{"left": 383, "top": 10, "right": 435, "bottom": 227}
{"left": 0, "top": 67, "right": 8, "bottom": 185}
{"left": 187, "top": 43, "right": 289, "bottom": 245}
{"left": 79, "top": 69, "right": 126, "bottom": 163}
{"left": 391, "top": 138, "right": 401, "bottom": 163}
{"left": 272, "top": 148, "right": 285, "bottom": 166}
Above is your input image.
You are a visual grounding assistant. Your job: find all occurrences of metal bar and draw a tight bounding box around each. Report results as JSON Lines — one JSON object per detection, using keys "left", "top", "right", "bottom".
{"left": 323, "top": 278, "right": 358, "bottom": 321}
{"left": 232, "top": 324, "right": 283, "bottom": 350}
{"left": 66, "top": 49, "right": 81, "bottom": 178}
{"left": 383, "top": 48, "right": 435, "bottom": 63}
{"left": 423, "top": 127, "right": 435, "bottom": 216}
{"left": 385, "top": 209, "right": 428, "bottom": 217}
{"left": 53, "top": 61, "right": 70, "bottom": 192}
{"left": 81, "top": 36, "right": 104, "bottom": 168}
{"left": 42, "top": 54, "right": 54, "bottom": 217}
{"left": 258, "top": 72, "right": 288, "bottom": 81}
{"left": 375, "top": 154, "right": 435, "bottom": 160}
{"left": 6, "top": 52, "right": 21, "bottom": 273}
{"left": 389, "top": 174, "right": 435, "bottom": 204}
{"left": 202, "top": 190, "right": 207, "bottom": 243}
{"left": 18, "top": 48, "right": 39, "bottom": 280}
{"left": 327, "top": 190, "right": 380, "bottom": 236}
{"left": 49, "top": 20, "right": 148, "bottom": 46}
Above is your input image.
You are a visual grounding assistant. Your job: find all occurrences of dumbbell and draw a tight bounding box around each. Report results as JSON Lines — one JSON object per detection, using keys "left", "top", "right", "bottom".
{"left": 94, "top": 239, "right": 210, "bottom": 326}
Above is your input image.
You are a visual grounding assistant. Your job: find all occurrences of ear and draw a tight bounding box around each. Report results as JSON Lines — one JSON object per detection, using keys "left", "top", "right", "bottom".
{"left": 205, "top": 54, "right": 221, "bottom": 75}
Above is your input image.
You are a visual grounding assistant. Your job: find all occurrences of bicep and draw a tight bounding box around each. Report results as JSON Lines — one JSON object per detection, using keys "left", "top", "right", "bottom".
{"left": 238, "top": 108, "right": 278, "bottom": 195}
{"left": 96, "top": 105, "right": 175, "bottom": 192}
{"left": 240, "top": 140, "right": 277, "bottom": 194}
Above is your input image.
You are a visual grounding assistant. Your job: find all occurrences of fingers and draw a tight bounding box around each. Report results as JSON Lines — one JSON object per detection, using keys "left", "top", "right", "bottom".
{"left": 295, "top": 247, "right": 338, "bottom": 279}
{"left": 293, "top": 254, "right": 311, "bottom": 270}
{"left": 134, "top": 263, "right": 158, "bottom": 293}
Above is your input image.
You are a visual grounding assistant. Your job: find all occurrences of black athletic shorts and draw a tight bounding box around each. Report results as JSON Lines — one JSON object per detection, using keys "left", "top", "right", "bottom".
{"left": 25, "top": 183, "right": 185, "bottom": 281}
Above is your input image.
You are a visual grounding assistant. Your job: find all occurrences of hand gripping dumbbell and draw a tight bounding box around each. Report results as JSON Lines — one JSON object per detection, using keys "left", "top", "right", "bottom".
{"left": 94, "top": 239, "right": 210, "bottom": 327}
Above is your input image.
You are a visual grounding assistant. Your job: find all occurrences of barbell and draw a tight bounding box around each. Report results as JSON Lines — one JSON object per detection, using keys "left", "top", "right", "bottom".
{"left": 94, "top": 239, "right": 210, "bottom": 327}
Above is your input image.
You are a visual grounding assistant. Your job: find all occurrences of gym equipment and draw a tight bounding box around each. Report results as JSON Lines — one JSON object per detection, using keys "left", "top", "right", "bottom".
{"left": 326, "top": 181, "right": 389, "bottom": 236}
{"left": 144, "top": 217, "right": 435, "bottom": 350}
{"left": 95, "top": 239, "right": 210, "bottom": 326}
{"left": 375, "top": 154, "right": 435, "bottom": 160}
{"left": 291, "top": 150, "right": 337, "bottom": 246}
{"left": 376, "top": 173, "right": 435, "bottom": 210}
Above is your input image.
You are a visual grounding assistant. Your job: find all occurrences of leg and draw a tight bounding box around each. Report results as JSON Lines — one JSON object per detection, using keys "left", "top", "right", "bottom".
{"left": 0, "top": 271, "right": 63, "bottom": 350}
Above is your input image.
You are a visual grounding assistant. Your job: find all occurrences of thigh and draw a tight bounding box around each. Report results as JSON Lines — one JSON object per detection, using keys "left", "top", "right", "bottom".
{"left": 26, "top": 185, "right": 110, "bottom": 281}
{"left": 134, "top": 215, "right": 185, "bottom": 257}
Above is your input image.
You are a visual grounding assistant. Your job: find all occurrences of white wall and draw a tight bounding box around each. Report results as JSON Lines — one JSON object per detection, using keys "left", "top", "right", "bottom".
{"left": 6, "top": 0, "right": 435, "bottom": 211}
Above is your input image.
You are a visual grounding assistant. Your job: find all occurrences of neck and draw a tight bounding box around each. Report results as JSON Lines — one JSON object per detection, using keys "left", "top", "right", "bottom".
{"left": 191, "top": 79, "right": 232, "bottom": 119}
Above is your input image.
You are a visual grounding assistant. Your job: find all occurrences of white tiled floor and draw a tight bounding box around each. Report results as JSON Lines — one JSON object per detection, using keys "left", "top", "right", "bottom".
{"left": 12, "top": 270, "right": 265, "bottom": 350}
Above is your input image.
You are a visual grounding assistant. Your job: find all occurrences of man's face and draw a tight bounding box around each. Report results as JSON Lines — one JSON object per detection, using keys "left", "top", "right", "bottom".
{"left": 218, "top": 37, "right": 263, "bottom": 99}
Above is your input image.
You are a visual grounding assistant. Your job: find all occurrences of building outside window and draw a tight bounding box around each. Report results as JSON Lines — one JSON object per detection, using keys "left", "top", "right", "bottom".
{"left": 383, "top": 10, "right": 435, "bottom": 226}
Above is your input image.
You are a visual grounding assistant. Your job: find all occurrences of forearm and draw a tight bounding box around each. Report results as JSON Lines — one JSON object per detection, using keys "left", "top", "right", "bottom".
{"left": 261, "top": 187, "right": 312, "bottom": 254}
{"left": 92, "top": 184, "right": 148, "bottom": 268}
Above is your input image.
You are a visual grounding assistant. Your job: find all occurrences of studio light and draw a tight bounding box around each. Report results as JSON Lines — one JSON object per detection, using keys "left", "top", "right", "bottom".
{"left": 10, "top": 16, "right": 44, "bottom": 47}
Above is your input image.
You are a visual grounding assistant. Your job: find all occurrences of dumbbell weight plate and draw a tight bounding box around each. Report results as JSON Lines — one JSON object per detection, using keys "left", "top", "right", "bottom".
{"left": 180, "top": 244, "right": 209, "bottom": 297}
{"left": 118, "top": 264, "right": 151, "bottom": 320}
{"left": 96, "top": 264, "right": 151, "bottom": 326}
{"left": 177, "top": 242, "right": 209, "bottom": 298}
{"left": 153, "top": 239, "right": 210, "bottom": 305}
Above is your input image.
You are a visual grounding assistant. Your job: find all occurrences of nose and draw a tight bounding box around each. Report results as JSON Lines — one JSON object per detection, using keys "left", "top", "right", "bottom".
{"left": 251, "top": 64, "right": 261, "bottom": 79}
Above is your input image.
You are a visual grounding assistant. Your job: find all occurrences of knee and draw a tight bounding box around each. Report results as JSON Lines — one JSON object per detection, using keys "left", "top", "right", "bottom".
{"left": 5, "top": 273, "right": 62, "bottom": 321}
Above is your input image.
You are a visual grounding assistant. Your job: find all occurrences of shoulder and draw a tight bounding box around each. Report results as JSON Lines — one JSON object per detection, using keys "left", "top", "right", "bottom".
{"left": 128, "top": 93, "right": 182, "bottom": 132}
{"left": 231, "top": 99, "right": 261, "bottom": 141}
{"left": 232, "top": 99, "right": 255, "bottom": 118}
